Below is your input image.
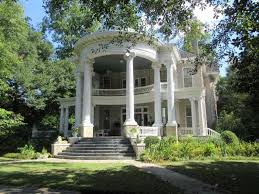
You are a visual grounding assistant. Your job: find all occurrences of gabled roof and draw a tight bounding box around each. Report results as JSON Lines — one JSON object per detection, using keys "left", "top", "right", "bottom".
{"left": 178, "top": 49, "right": 196, "bottom": 59}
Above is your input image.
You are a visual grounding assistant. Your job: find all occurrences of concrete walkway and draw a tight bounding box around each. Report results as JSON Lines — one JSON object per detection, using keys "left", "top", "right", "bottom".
{"left": 0, "top": 185, "right": 79, "bottom": 194}
{"left": 0, "top": 158, "right": 229, "bottom": 194}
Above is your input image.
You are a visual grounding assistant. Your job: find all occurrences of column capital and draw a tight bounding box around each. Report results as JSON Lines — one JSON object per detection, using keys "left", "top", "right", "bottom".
{"left": 124, "top": 50, "right": 136, "bottom": 60}
{"left": 189, "top": 97, "right": 198, "bottom": 102}
{"left": 152, "top": 62, "right": 161, "bottom": 69}
{"left": 81, "top": 57, "right": 94, "bottom": 65}
{"left": 199, "top": 95, "right": 205, "bottom": 101}
{"left": 163, "top": 58, "right": 176, "bottom": 70}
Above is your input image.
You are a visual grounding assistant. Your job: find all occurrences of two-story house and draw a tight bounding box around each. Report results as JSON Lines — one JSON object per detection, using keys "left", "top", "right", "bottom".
{"left": 58, "top": 30, "right": 219, "bottom": 138}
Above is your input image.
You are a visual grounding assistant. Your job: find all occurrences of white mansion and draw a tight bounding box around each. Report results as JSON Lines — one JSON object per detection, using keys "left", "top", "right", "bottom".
{"left": 58, "top": 30, "right": 219, "bottom": 139}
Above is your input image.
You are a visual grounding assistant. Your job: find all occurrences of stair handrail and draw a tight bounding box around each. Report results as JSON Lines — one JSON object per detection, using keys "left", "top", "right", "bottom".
{"left": 206, "top": 128, "right": 220, "bottom": 136}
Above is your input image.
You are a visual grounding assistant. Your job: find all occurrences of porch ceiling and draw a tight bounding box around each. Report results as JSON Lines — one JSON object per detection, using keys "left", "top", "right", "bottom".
{"left": 94, "top": 55, "right": 152, "bottom": 73}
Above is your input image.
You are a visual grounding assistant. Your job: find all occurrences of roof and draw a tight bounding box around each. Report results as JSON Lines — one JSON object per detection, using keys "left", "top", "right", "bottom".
{"left": 178, "top": 49, "right": 196, "bottom": 59}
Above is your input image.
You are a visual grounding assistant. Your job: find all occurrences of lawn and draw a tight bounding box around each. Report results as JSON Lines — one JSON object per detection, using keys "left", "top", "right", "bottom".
{"left": 0, "top": 161, "right": 181, "bottom": 193}
{"left": 163, "top": 159, "right": 259, "bottom": 194}
{"left": 0, "top": 157, "right": 15, "bottom": 162}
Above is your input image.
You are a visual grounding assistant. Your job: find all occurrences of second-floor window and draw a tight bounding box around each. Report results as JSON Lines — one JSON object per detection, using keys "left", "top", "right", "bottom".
{"left": 185, "top": 105, "right": 192, "bottom": 127}
{"left": 183, "top": 68, "right": 192, "bottom": 87}
{"left": 141, "top": 77, "right": 146, "bottom": 86}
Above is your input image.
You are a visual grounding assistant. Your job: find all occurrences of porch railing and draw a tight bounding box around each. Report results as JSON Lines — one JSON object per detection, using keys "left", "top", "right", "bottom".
{"left": 206, "top": 128, "right": 220, "bottom": 136}
{"left": 178, "top": 127, "right": 193, "bottom": 136}
{"left": 92, "top": 84, "right": 156, "bottom": 96}
{"left": 139, "top": 126, "right": 160, "bottom": 137}
{"left": 92, "top": 88, "right": 126, "bottom": 96}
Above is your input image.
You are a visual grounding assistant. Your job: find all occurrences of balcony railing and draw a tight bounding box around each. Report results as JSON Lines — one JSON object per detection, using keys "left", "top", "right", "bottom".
{"left": 92, "top": 84, "right": 158, "bottom": 96}
{"left": 139, "top": 126, "right": 161, "bottom": 137}
{"left": 92, "top": 88, "right": 126, "bottom": 96}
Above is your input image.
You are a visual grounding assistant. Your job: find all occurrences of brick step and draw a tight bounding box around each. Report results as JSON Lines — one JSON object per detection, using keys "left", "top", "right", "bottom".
{"left": 68, "top": 147, "right": 134, "bottom": 151}
{"left": 76, "top": 141, "right": 130, "bottom": 144}
{"left": 59, "top": 152, "right": 135, "bottom": 157}
{"left": 55, "top": 155, "right": 135, "bottom": 160}
{"left": 72, "top": 143, "right": 131, "bottom": 147}
{"left": 81, "top": 136, "right": 124, "bottom": 139}
{"left": 65, "top": 149, "right": 134, "bottom": 153}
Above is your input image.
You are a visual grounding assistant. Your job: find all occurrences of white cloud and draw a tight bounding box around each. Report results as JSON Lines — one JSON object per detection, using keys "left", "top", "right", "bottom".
{"left": 193, "top": 5, "right": 223, "bottom": 26}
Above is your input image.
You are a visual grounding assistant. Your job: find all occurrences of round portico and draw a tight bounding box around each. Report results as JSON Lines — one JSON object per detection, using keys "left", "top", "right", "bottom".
{"left": 73, "top": 30, "right": 178, "bottom": 138}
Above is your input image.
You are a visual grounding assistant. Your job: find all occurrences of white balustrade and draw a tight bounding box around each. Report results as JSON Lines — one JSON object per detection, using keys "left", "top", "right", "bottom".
{"left": 92, "top": 84, "right": 160, "bottom": 96}
{"left": 207, "top": 128, "right": 220, "bottom": 136}
{"left": 139, "top": 126, "right": 160, "bottom": 137}
{"left": 178, "top": 127, "right": 193, "bottom": 136}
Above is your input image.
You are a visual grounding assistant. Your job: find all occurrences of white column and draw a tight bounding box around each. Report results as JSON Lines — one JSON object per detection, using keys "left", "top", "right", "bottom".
{"left": 81, "top": 58, "right": 94, "bottom": 137}
{"left": 75, "top": 70, "right": 82, "bottom": 128}
{"left": 198, "top": 96, "right": 207, "bottom": 136}
{"left": 59, "top": 105, "right": 64, "bottom": 133}
{"left": 152, "top": 63, "right": 162, "bottom": 127}
{"left": 166, "top": 63, "right": 177, "bottom": 126}
{"left": 190, "top": 97, "right": 198, "bottom": 136}
{"left": 64, "top": 106, "right": 69, "bottom": 137}
{"left": 91, "top": 104, "right": 95, "bottom": 124}
{"left": 124, "top": 51, "right": 137, "bottom": 126}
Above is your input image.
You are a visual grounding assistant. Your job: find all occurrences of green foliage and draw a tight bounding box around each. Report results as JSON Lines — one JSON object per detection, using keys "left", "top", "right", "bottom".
{"left": 144, "top": 136, "right": 160, "bottom": 148}
{"left": 141, "top": 136, "right": 258, "bottom": 162}
{"left": 214, "top": 0, "right": 259, "bottom": 139}
{"left": 35, "top": 147, "right": 51, "bottom": 159}
{"left": 18, "top": 144, "right": 36, "bottom": 159}
{"left": 40, "top": 114, "right": 58, "bottom": 130}
{"left": 2, "top": 152, "right": 21, "bottom": 159}
{"left": 216, "top": 111, "right": 242, "bottom": 133}
{"left": 216, "top": 76, "right": 257, "bottom": 139}
{"left": 0, "top": 108, "right": 24, "bottom": 134}
{"left": 221, "top": 130, "right": 239, "bottom": 145}
{"left": 43, "top": 0, "right": 216, "bottom": 57}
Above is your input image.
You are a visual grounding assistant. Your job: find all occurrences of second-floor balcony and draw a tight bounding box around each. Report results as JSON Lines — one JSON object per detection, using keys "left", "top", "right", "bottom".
{"left": 92, "top": 83, "right": 166, "bottom": 96}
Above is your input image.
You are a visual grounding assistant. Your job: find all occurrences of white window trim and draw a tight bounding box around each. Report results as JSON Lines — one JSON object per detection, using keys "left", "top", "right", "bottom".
{"left": 185, "top": 104, "right": 192, "bottom": 128}
{"left": 102, "top": 75, "right": 111, "bottom": 89}
{"left": 121, "top": 106, "right": 149, "bottom": 126}
{"left": 182, "top": 67, "right": 193, "bottom": 88}
{"left": 135, "top": 78, "right": 140, "bottom": 87}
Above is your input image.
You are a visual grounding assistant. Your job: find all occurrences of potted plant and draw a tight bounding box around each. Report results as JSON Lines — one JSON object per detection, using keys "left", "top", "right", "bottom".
{"left": 72, "top": 126, "right": 79, "bottom": 137}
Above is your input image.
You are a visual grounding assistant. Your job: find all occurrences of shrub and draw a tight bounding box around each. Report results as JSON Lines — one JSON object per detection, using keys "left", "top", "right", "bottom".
{"left": 203, "top": 143, "right": 217, "bottom": 157}
{"left": 35, "top": 147, "right": 51, "bottom": 159}
{"left": 144, "top": 136, "right": 160, "bottom": 148}
{"left": 141, "top": 135, "right": 259, "bottom": 162}
{"left": 3, "top": 152, "right": 21, "bottom": 159}
{"left": 221, "top": 130, "right": 239, "bottom": 145}
{"left": 18, "top": 144, "right": 36, "bottom": 159}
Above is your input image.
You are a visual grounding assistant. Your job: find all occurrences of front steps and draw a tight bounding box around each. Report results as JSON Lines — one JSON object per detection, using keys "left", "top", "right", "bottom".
{"left": 55, "top": 136, "right": 136, "bottom": 160}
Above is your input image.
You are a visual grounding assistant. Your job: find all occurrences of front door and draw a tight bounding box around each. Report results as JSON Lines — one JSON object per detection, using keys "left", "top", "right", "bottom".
{"left": 103, "top": 109, "right": 110, "bottom": 129}
{"left": 121, "top": 106, "right": 149, "bottom": 126}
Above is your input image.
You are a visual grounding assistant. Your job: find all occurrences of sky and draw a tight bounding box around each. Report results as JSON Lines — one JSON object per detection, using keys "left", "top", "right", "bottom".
{"left": 20, "top": 0, "right": 227, "bottom": 76}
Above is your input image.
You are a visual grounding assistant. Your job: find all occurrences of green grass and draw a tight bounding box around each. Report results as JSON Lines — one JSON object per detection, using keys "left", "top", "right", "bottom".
{"left": 0, "top": 162, "right": 181, "bottom": 193}
{"left": 163, "top": 159, "right": 259, "bottom": 194}
{"left": 0, "top": 157, "right": 15, "bottom": 162}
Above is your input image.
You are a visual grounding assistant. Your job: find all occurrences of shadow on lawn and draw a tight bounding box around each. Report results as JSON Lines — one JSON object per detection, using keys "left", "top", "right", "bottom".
{"left": 0, "top": 162, "right": 177, "bottom": 194}
{"left": 165, "top": 160, "right": 259, "bottom": 194}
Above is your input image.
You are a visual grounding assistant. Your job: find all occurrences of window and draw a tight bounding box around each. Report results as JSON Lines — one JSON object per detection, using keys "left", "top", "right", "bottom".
{"left": 185, "top": 105, "right": 192, "bottom": 127}
{"left": 183, "top": 68, "right": 192, "bottom": 87}
{"left": 122, "top": 79, "right": 126, "bottom": 88}
{"left": 101, "top": 76, "right": 111, "bottom": 89}
{"left": 140, "top": 77, "right": 146, "bottom": 86}
{"left": 135, "top": 78, "right": 140, "bottom": 87}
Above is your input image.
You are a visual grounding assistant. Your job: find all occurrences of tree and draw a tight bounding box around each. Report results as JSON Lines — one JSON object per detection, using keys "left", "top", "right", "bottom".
{"left": 43, "top": 0, "right": 214, "bottom": 58}
{"left": 0, "top": 1, "right": 75, "bottom": 126}
{"left": 213, "top": 0, "right": 259, "bottom": 138}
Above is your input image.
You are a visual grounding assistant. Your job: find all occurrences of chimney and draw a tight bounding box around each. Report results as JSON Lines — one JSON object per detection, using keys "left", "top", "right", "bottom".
{"left": 191, "top": 40, "right": 199, "bottom": 56}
